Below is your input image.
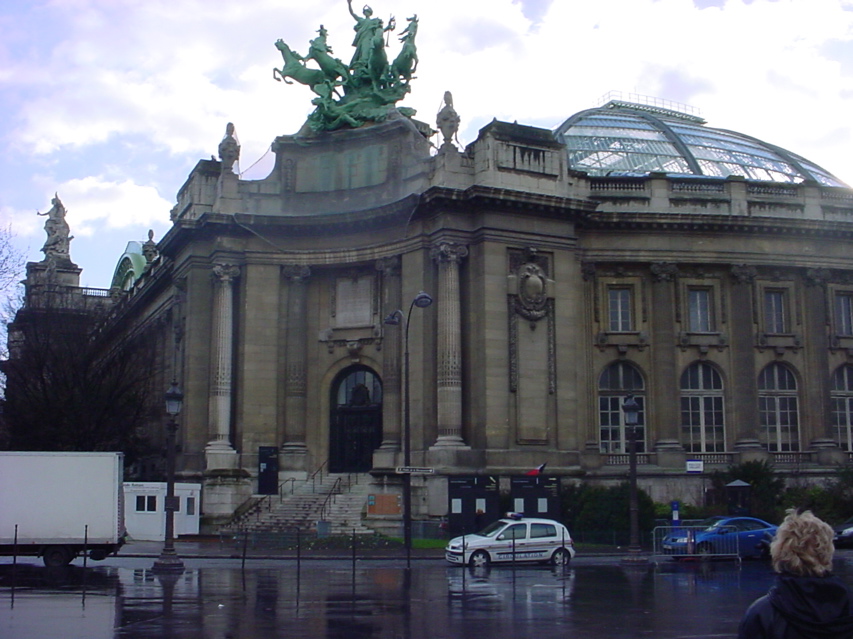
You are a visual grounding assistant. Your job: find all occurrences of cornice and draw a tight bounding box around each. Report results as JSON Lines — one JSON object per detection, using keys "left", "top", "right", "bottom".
{"left": 419, "top": 185, "right": 595, "bottom": 216}
{"left": 578, "top": 211, "right": 853, "bottom": 239}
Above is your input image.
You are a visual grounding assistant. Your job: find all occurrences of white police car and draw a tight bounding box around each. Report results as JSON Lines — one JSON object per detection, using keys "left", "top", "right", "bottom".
{"left": 445, "top": 514, "right": 575, "bottom": 567}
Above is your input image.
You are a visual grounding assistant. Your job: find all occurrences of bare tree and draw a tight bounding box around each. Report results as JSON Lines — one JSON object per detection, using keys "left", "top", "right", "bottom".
{"left": 0, "top": 225, "right": 26, "bottom": 439}
{"left": 2, "top": 301, "right": 159, "bottom": 461}
{"left": 0, "top": 225, "right": 26, "bottom": 296}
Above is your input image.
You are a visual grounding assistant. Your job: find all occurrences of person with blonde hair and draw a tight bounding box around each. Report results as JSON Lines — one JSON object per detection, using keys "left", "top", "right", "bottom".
{"left": 739, "top": 509, "right": 853, "bottom": 638}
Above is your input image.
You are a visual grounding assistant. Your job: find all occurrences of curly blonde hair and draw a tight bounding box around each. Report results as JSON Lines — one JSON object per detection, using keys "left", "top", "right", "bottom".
{"left": 770, "top": 509, "right": 834, "bottom": 577}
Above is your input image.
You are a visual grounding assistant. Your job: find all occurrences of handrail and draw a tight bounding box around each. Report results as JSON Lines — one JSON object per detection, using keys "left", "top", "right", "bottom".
{"left": 319, "top": 477, "right": 343, "bottom": 521}
{"left": 310, "top": 460, "right": 329, "bottom": 493}
{"left": 279, "top": 477, "right": 296, "bottom": 501}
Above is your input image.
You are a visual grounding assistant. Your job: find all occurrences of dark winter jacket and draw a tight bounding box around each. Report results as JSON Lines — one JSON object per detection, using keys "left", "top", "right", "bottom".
{"left": 738, "top": 573, "right": 853, "bottom": 639}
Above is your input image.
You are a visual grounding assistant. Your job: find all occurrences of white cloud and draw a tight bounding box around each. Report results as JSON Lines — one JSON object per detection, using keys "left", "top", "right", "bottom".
{"left": 2, "top": 0, "right": 853, "bottom": 287}
{"left": 50, "top": 177, "right": 173, "bottom": 236}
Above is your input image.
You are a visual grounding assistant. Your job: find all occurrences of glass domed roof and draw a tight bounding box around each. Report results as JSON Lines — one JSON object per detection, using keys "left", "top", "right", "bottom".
{"left": 554, "top": 96, "right": 846, "bottom": 187}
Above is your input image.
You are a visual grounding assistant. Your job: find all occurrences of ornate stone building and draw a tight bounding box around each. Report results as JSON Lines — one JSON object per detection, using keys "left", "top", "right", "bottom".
{"left": 9, "top": 94, "right": 853, "bottom": 530}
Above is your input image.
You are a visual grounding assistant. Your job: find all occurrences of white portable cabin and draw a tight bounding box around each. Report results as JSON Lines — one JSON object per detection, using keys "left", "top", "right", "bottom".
{"left": 123, "top": 482, "right": 201, "bottom": 541}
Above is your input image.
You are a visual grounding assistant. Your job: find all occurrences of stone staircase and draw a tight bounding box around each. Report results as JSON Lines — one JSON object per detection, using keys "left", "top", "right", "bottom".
{"left": 224, "top": 473, "right": 375, "bottom": 536}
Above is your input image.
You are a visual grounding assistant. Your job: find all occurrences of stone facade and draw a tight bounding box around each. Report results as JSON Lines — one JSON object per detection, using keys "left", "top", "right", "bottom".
{"left": 10, "top": 106, "right": 853, "bottom": 530}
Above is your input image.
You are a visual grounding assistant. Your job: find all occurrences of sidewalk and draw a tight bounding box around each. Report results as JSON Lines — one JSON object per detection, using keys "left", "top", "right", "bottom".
{"left": 120, "top": 536, "right": 446, "bottom": 560}
{"left": 120, "top": 536, "right": 624, "bottom": 561}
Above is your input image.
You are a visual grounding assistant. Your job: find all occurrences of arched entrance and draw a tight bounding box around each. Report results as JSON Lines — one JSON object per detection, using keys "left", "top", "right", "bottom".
{"left": 329, "top": 366, "right": 383, "bottom": 473}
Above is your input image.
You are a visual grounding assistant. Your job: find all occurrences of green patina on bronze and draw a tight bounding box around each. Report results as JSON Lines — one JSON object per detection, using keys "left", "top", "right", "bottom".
{"left": 274, "top": 1, "right": 418, "bottom": 131}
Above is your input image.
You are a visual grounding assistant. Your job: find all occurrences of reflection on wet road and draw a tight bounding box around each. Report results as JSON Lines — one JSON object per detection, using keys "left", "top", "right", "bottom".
{"left": 3, "top": 556, "right": 853, "bottom": 638}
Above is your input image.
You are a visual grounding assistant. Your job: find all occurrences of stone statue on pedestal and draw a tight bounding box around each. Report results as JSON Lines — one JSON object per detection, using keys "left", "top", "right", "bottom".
{"left": 37, "top": 194, "right": 73, "bottom": 263}
{"left": 218, "top": 123, "right": 240, "bottom": 173}
{"left": 436, "top": 91, "right": 460, "bottom": 150}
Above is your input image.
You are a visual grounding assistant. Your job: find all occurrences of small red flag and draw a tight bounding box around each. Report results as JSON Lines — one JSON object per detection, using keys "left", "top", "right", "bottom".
{"left": 525, "top": 463, "right": 546, "bottom": 476}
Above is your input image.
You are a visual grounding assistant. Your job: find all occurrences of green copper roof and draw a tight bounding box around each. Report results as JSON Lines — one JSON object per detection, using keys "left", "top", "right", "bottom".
{"left": 554, "top": 99, "right": 847, "bottom": 187}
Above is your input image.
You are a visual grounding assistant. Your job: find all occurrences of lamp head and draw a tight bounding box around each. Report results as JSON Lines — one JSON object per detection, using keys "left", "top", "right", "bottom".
{"left": 165, "top": 381, "right": 184, "bottom": 417}
{"left": 622, "top": 394, "right": 640, "bottom": 426}
{"left": 413, "top": 291, "right": 433, "bottom": 308}
{"left": 384, "top": 310, "right": 402, "bottom": 326}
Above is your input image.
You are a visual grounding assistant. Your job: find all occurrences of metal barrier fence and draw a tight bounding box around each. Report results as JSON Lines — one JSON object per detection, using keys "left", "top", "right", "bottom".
{"left": 652, "top": 525, "right": 741, "bottom": 562}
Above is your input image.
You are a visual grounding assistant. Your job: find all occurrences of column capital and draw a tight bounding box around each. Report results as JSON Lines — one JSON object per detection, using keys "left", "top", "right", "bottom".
{"left": 650, "top": 262, "right": 679, "bottom": 283}
{"left": 730, "top": 263, "right": 757, "bottom": 285}
{"left": 430, "top": 241, "right": 468, "bottom": 264}
{"left": 375, "top": 255, "right": 401, "bottom": 277}
{"left": 282, "top": 264, "right": 311, "bottom": 281}
{"left": 212, "top": 263, "right": 240, "bottom": 283}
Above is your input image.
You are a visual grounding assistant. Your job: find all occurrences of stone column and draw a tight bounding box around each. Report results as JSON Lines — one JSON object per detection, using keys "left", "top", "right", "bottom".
{"left": 206, "top": 263, "right": 240, "bottom": 470}
{"left": 804, "top": 269, "right": 845, "bottom": 465}
{"left": 280, "top": 265, "right": 311, "bottom": 471}
{"left": 377, "top": 256, "right": 402, "bottom": 453}
{"left": 729, "top": 264, "right": 766, "bottom": 461}
{"left": 430, "top": 241, "right": 469, "bottom": 448}
{"left": 649, "top": 263, "right": 684, "bottom": 467}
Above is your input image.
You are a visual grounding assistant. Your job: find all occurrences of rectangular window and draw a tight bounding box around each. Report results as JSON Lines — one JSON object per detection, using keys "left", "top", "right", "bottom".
{"left": 608, "top": 287, "right": 633, "bottom": 332}
{"left": 832, "top": 396, "right": 853, "bottom": 451}
{"left": 836, "top": 293, "right": 853, "bottom": 336}
{"left": 135, "top": 495, "right": 157, "bottom": 512}
{"left": 688, "top": 288, "right": 713, "bottom": 333}
{"left": 764, "top": 289, "right": 787, "bottom": 334}
{"left": 599, "top": 395, "right": 646, "bottom": 454}
{"left": 680, "top": 395, "right": 724, "bottom": 453}
{"left": 759, "top": 396, "right": 800, "bottom": 452}
{"left": 186, "top": 497, "right": 196, "bottom": 516}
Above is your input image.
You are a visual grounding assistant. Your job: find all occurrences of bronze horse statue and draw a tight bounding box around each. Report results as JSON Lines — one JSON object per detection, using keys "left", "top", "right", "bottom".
{"left": 390, "top": 15, "right": 418, "bottom": 83}
{"left": 273, "top": 39, "right": 329, "bottom": 90}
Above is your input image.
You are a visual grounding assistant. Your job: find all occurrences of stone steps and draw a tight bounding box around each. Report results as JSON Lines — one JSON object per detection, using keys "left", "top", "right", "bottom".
{"left": 224, "top": 473, "right": 375, "bottom": 535}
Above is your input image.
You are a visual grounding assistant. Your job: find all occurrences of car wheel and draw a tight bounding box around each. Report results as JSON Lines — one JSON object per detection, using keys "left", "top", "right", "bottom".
{"left": 469, "top": 550, "right": 490, "bottom": 568}
{"left": 42, "top": 546, "right": 72, "bottom": 568}
{"left": 551, "top": 548, "right": 571, "bottom": 567}
{"left": 696, "top": 542, "right": 713, "bottom": 556}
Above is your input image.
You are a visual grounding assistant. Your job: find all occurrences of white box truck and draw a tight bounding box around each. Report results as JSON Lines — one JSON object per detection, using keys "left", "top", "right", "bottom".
{"left": 0, "top": 451, "right": 126, "bottom": 566}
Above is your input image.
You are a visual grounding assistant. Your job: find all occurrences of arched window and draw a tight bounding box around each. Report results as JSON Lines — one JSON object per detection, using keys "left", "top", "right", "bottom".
{"left": 831, "top": 365, "right": 853, "bottom": 451}
{"left": 334, "top": 367, "right": 382, "bottom": 408}
{"left": 758, "top": 363, "right": 800, "bottom": 452}
{"left": 680, "top": 362, "right": 725, "bottom": 453}
{"left": 598, "top": 361, "right": 646, "bottom": 453}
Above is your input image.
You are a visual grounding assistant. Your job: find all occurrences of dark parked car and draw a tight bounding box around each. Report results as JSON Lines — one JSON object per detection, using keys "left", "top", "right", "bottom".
{"left": 833, "top": 517, "right": 853, "bottom": 548}
{"left": 661, "top": 516, "right": 777, "bottom": 559}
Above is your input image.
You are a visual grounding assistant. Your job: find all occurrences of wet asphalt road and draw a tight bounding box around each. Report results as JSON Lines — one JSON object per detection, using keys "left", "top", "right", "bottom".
{"left": 4, "top": 547, "right": 853, "bottom": 638}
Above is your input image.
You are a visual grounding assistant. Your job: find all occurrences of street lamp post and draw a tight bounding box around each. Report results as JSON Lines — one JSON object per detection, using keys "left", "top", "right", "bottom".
{"left": 152, "top": 381, "right": 185, "bottom": 573}
{"left": 385, "top": 291, "right": 433, "bottom": 568}
{"left": 621, "top": 394, "right": 645, "bottom": 564}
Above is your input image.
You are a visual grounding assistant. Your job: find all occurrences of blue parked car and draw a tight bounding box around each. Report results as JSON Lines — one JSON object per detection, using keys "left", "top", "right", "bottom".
{"left": 661, "top": 516, "right": 777, "bottom": 559}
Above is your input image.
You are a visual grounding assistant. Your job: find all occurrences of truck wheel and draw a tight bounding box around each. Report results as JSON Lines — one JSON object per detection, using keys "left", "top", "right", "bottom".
{"left": 43, "top": 546, "right": 72, "bottom": 568}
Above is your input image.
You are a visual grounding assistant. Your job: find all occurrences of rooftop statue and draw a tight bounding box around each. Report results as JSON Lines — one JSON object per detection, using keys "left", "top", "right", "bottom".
{"left": 218, "top": 122, "right": 240, "bottom": 173}
{"left": 436, "top": 91, "right": 460, "bottom": 151}
{"left": 273, "top": 2, "right": 418, "bottom": 132}
{"left": 37, "top": 193, "right": 73, "bottom": 262}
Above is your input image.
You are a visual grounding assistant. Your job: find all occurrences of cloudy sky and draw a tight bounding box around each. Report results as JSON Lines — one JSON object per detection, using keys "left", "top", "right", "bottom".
{"left": 2, "top": 0, "right": 853, "bottom": 288}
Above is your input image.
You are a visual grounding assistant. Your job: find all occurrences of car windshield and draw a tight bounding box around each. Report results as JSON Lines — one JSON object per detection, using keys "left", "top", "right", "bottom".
{"left": 475, "top": 521, "right": 508, "bottom": 537}
{"left": 704, "top": 518, "right": 730, "bottom": 531}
